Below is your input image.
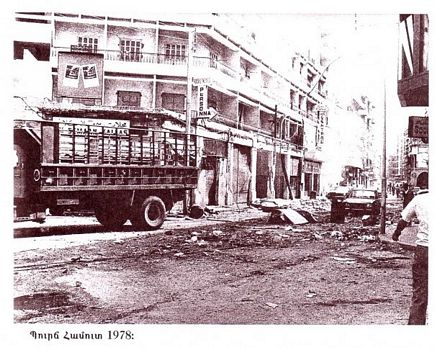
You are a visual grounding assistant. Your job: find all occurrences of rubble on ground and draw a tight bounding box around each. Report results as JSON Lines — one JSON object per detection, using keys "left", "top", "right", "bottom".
{"left": 252, "top": 198, "right": 331, "bottom": 223}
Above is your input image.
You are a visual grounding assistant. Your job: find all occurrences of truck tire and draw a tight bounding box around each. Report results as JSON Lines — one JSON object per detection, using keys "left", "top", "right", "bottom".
{"left": 94, "top": 205, "right": 128, "bottom": 229}
{"left": 130, "top": 196, "right": 166, "bottom": 230}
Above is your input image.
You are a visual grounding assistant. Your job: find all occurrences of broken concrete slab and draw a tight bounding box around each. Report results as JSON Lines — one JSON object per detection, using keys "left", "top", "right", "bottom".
{"left": 295, "top": 209, "right": 317, "bottom": 223}
{"left": 258, "top": 198, "right": 291, "bottom": 212}
{"left": 268, "top": 208, "right": 309, "bottom": 225}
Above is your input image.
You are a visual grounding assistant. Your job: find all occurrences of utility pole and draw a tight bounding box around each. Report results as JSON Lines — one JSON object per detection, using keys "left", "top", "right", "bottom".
{"left": 186, "top": 29, "right": 194, "bottom": 154}
{"left": 183, "top": 29, "right": 195, "bottom": 215}
{"left": 380, "top": 79, "right": 387, "bottom": 234}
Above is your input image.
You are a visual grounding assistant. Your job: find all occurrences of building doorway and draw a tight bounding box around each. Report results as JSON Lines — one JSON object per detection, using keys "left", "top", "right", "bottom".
{"left": 416, "top": 171, "right": 428, "bottom": 188}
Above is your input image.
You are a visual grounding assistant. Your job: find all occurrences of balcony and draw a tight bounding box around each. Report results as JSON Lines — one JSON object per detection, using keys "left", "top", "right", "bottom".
{"left": 193, "top": 57, "right": 238, "bottom": 79}
{"left": 51, "top": 47, "right": 240, "bottom": 76}
{"left": 50, "top": 46, "right": 297, "bottom": 113}
{"left": 261, "top": 87, "right": 293, "bottom": 112}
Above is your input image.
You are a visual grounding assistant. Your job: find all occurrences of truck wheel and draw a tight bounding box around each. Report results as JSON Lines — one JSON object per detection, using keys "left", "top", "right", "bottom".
{"left": 94, "top": 205, "right": 128, "bottom": 229}
{"left": 131, "top": 196, "right": 166, "bottom": 230}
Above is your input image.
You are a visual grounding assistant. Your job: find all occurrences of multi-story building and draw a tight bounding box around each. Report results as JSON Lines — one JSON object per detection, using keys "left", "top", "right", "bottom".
{"left": 321, "top": 95, "right": 378, "bottom": 192}
{"left": 13, "top": 12, "right": 329, "bottom": 207}
{"left": 402, "top": 130, "right": 429, "bottom": 188}
{"left": 397, "top": 14, "right": 429, "bottom": 188}
{"left": 388, "top": 132, "right": 406, "bottom": 183}
{"left": 398, "top": 14, "right": 429, "bottom": 107}
{"left": 346, "top": 96, "right": 377, "bottom": 188}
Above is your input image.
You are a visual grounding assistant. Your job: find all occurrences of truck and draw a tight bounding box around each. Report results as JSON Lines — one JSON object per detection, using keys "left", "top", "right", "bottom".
{"left": 13, "top": 101, "right": 199, "bottom": 230}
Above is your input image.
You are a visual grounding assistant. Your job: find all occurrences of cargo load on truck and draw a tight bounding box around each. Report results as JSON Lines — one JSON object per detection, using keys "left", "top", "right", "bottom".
{"left": 14, "top": 100, "right": 199, "bottom": 230}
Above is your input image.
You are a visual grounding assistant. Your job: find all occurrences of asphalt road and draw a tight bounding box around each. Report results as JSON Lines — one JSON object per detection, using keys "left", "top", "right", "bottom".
{"left": 13, "top": 203, "right": 416, "bottom": 325}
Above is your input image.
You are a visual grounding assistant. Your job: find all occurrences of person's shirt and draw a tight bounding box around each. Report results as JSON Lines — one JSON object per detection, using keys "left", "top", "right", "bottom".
{"left": 400, "top": 191, "right": 429, "bottom": 247}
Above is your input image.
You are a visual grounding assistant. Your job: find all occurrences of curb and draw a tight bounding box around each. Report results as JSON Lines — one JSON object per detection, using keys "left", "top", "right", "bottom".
{"left": 378, "top": 236, "right": 416, "bottom": 251}
{"left": 378, "top": 225, "right": 417, "bottom": 251}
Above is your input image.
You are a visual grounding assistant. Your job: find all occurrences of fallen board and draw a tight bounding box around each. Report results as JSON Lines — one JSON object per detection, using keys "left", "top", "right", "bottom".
{"left": 270, "top": 208, "right": 309, "bottom": 225}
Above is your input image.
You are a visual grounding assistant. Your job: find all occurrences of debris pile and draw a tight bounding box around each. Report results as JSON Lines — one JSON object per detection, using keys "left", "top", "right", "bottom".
{"left": 325, "top": 221, "right": 380, "bottom": 242}
{"left": 252, "top": 198, "right": 331, "bottom": 224}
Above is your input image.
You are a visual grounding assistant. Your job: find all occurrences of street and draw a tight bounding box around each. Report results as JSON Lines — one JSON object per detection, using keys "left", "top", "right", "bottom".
{"left": 9, "top": 9, "right": 431, "bottom": 348}
{"left": 14, "top": 198, "right": 417, "bottom": 324}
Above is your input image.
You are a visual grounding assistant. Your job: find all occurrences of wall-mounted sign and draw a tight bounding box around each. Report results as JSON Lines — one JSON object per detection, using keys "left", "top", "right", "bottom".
{"left": 198, "top": 85, "right": 208, "bottom": 113}
{"left": 193, "top": 77, "right": 211, "bottom": 85}
{"left": 408, "top": 116, "right": 428, "bottom": 139}
{"left": 195, "top": 84, "right": 216, "bottom": 119}
{"left": 57, "top": 52, "right": 104, "bottom": 99}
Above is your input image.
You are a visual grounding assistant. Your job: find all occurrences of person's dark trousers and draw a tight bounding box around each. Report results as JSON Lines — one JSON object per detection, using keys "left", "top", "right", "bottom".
{"left": 408, "top": 245, "right": 428, "bottom": 325}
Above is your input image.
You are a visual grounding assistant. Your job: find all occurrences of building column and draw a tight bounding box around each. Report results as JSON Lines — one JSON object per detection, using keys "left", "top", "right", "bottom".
{"left": 226, "top": 140, "right": 234, "bottom": 205}
{"left": 267, "top": 147, "right": 276, "bottom": 198}
{"left": 192, "top": 136, "right": 204, "bottom": 205}
{"left": 249, "top": 135, "right": 257, "bottom": 203}
{"left": 283, "top": 151, "right": 292, "bottom": 199}
{"left": 152, "top": 76, "right": 157, "bottom": 109}
{"left": 299, "top": 157, "right": 306, "bottom": 198}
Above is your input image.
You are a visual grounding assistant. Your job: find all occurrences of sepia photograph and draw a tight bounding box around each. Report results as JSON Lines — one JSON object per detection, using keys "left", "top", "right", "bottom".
{"left": 4, "top": 0, "right": 433, "bottom": 347}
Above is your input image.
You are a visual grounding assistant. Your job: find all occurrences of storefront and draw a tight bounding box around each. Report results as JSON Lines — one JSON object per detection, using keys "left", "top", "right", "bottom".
{"left": 290, "top": 157, "right": 302, "bottom": 198}
{"left": 303, "top": 160, "right": 321, "bottom": 196}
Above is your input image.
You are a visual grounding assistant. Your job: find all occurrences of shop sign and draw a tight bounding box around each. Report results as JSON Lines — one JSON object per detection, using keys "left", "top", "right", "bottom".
{"left": 193, "top": 77, "right": 211, "bottom": 85}
{"left": 408, "top": 116, "right": 428, "bottom": 139}
{"left": 304, "top": 161, "right": 320, "bottom": 174}
{"left": 54, "top": 117, "right": 130, "bottom": 135}
{"left": 195, "top": 85, "right": 217, "bottom": 119}
{"left": 198, "top": 84, "right": 207, "bottom": 114}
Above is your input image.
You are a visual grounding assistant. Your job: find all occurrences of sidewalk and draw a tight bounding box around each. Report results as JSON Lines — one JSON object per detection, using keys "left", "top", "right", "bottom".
{"left": 13, "top": 205, "right": 269, "bottom": 238}
{"left": 379, "top": 223, "right": 418, "bottom": 251}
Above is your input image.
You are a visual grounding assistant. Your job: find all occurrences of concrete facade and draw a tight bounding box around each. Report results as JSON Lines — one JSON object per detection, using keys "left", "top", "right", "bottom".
{"left": 13, "top": 12, "right": 331, "bottom": 207}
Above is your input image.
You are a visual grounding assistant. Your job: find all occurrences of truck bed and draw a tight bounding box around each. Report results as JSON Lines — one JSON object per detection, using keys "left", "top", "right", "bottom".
{"left": 16, "top": 118, "right": 199, "bottom": 192}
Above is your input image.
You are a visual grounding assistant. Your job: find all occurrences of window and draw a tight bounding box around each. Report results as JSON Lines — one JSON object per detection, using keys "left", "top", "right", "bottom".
{"left": 162, "top": 93, "right": 185, "bottom": 113}
{"left": 307, "top": 101, "right": 315, "bottom": 119}
{"left": 283, "top": 120, "right": 303, "bottom": 146}
{"left": 298, "top": 95, "right": 304, "bottom": 110}
{"left": 318, "top": 80, "right": 325, "bottom": 96}
{"left": 241, "top": 62, "right": 250, "bottom": 79}
{"left": 117, "top": 91, "right": 141, "bottom": 107}
{"left": 307, "top": 72, "right": 315, "bottom": 88}
{"left": 165, "top": 43, "right": 186, "bottom": 64}
{"left": 290, "top": 90, "right": 296, "bottom": 109}
{"left": 75, "top": 37, "right": 98, "bottom": 53}
{"left": 210, "top": 52, "right": 218, "bottom": 68}
{"left": 120, "top": 39, "right": 142, "bottom": 62}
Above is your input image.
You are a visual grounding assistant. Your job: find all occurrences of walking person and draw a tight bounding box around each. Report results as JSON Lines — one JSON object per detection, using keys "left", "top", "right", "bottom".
{"left": 395, "top": 183, "right": 401, "bottom": 198}
{"left": 402, "top": 183, "right": 415, "bottom": 209}
{"left": 392, "top": 184, "right": 429, "bottom": 325}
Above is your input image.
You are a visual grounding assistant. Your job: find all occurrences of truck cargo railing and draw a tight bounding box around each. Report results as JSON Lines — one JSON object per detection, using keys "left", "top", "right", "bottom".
{"left": 39, "top": 120, "right": 198, "bottom": 167}
{"left": 15, "top": 119, "right": 199, "bottom": 191}
{"left": 39, "top": 164, "right": 199, "bottom": 190}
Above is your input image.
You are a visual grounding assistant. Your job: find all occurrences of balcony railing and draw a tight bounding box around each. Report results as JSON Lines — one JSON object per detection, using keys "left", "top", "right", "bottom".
{"left": 51, "top": 46, "right": 297, "bottom": 113}
{"left": 51, "top": 47, "right": 239, "bottom": 78}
